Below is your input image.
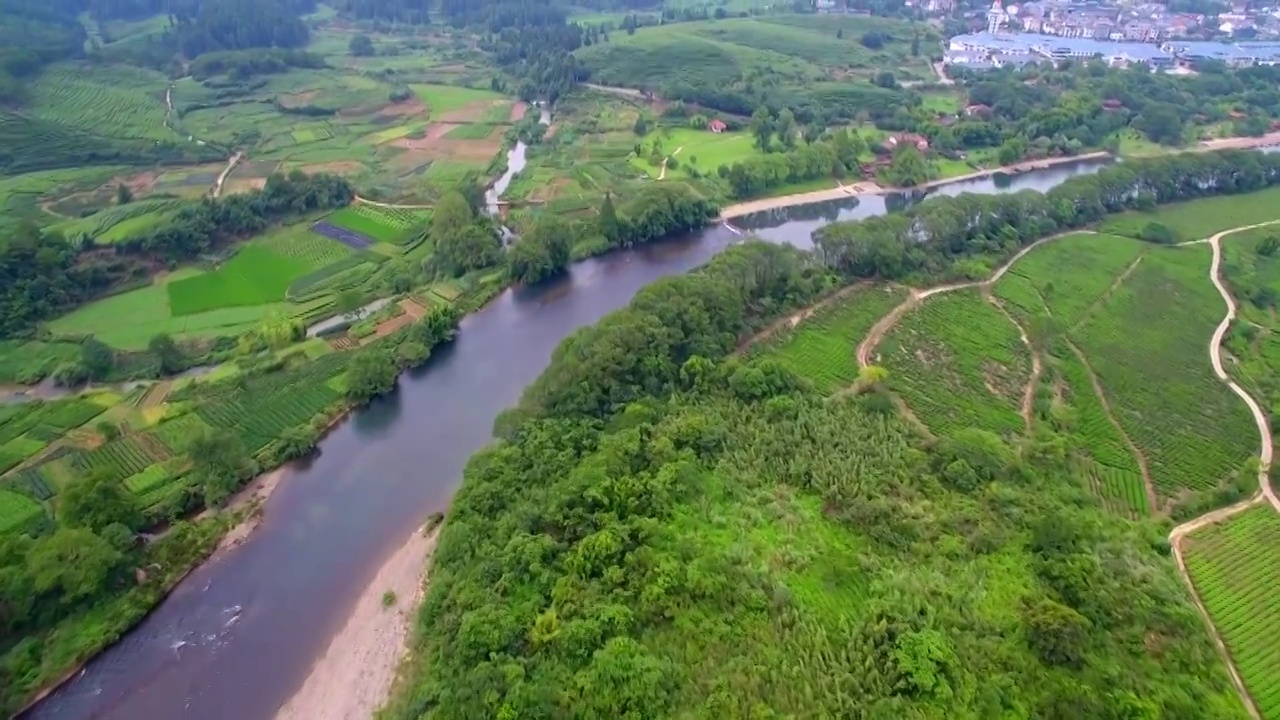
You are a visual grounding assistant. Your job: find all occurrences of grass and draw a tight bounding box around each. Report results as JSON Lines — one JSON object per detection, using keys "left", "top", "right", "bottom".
{"left": 751, "top": 285, "right": 910, "bottom": 394}
{"left": 444, "top": 124, "right": 497, "bottom": 140}
{"left": 327, "top": 206, "right": 425, "bottom": 244}
{"left": 996, "top": 232, "right": 1147, "bottom": 327}
{"left": 1184, "top": 505, "right": 1280, "bottom": 720}
{"left": 168, "top": 245, "right": 311, "bottom": 315}
{"left": 1100, "top": 187, "right": 1280, "bottom": 244}
{"left": 919, "top": 90, "right": 963, "bottom": 115}
{"left": 635, "top": 127, "right": 762, "bottom": 176}
{"left": 877, "top": 288, "right": 1029, "bottom": 437}
{"left": 411, "top": 84, "right": 506, "bottom": 115}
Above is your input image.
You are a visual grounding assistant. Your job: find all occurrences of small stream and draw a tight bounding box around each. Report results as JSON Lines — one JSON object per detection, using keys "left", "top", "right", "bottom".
{"left": 485, "top": 105, "right": 552, "bottom": 239}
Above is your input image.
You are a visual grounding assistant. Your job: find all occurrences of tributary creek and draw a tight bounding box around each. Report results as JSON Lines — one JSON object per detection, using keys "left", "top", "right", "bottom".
{"left": 23, "top": 157, "right": 1109, "bottom": 720}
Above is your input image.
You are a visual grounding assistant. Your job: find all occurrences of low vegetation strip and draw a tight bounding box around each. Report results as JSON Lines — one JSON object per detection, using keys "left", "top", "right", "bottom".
{"left": 1185, "top": 505, "right": 1280, "bottom": 720}
{"left": 877, "top": 288, "right": 1029, "bottom": 437}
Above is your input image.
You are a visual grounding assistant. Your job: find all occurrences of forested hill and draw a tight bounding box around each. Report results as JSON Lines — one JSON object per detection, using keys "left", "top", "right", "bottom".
{"left": 0, "top": 0, "right": 87, "bottom": 104}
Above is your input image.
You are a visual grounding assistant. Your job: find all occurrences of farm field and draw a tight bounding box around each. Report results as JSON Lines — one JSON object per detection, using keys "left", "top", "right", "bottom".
{"left": 1184, "top": 505, "right": 1280, "bottom": 720}
{"left": 752, "top": 285, "right": 909, "bottom": 395}
{"left": 48, "top": 223, "right": 351, "bottom": 348}
{"left": 633, "top": 127, "right": 763, "bottom": 177}
{"left": 327, "top": 204, "right": 430, "bottom": 245}
{"left": 25, "top": 63, "right": 173, "bottom": 142}
{"left": 1068, "top": 246, "right": 1255, "bottom": 501}
{"left": 1101, "top": 186, "right": 1280, "bottom": 243}
{"left": 994, "top": 232, "right": 1147, "bottom": 327}
{"left": 875, "top": 288, "right": 1029, "bottom": 437}
{"left": 1220, "top": 225, "right": 1280, "bottom": 329}
{"left": 411, "top": 83, "right": 506, "bottom": 115}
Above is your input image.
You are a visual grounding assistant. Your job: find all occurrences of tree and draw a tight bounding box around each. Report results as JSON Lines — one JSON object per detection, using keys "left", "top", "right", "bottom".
{"left": 430, "top": 191, "right": 475, "bottom": 240}
{"left": 861, "top": 31, "right": 886, "bottom": 49}
{"left": 148, "top": 333, "right": 184, "bottom": 375}
{"left": 749, "top": 106, "right": 773, "bottom": 152}
{"left": 349, "top": 34, "right": 375, "bottom": 56}
{"left": 599, "top": 192, "right": 620, "bottom": 243}
{"left": 632, "top": 116, "right": 649, "bottom": 136}
{"left": 1024, "top": 597, "right": 1092, "bottom": 668}
{"left": 911, "top": 30, "right": 921, "bottom": 57}
{"left": 1139, "top": 222, "right": 1177, "bottom": 245}
{"left": 508, "top": 217, "right": 572, "bottom": 285}
{"left": 879, "top": 145, "right": 931, "bottom": 187}
{"left": 58, "top": 472, "right": 144, "bottom": 533}
{"left": 434, "top": 225, "right": 502, "bottom": 277}
{"left": 26, "top": 528, "right": 123, "bottom": 606}
{"left": 872, "top": 71, "right": 898, "bottom": 89}
{"left": 346, "top": 352, "right": 398, "bottom": 404}
{"left": 836, "top": 28, "right": 844, "bottom": 39}
{"left": 336, "top": 289, "right": 363, "bottom": 316}
{"left": 189, "top": 429, "right": 250, "bottom": 507}
{"left": 116, "top": 184, "right": 132, "bottom": 205}
{"left": 777, "top": 108, "right": 797, "bottom": 150}
{"left": 1258, "top": 234, "right": 1280, "bottom": 257}
{"left": 81, "top": 338, "right": 114, "bottom": 380}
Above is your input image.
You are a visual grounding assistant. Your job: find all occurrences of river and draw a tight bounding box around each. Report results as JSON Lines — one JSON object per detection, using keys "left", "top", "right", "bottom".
{"left": 22, "top": 157, "right": 1109, "bottom": 720}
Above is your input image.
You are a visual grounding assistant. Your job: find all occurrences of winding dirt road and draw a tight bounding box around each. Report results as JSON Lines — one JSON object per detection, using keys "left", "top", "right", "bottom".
{"left": 1165, "top": 220, "right": 1280, "bottom": 720}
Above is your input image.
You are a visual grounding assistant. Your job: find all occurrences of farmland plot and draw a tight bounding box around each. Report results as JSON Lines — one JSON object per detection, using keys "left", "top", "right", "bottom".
{"left": 752, "top": 285, "right": 909, "bottom": 395}
{"left": 877, "top": 289, "right": 1029, "bottom": 437}
{"left": 1070, "top": 247, "right": 1255, "bottom": 498}
{"left": 1185, "top": 506, "right": 1280, "bottom": 720}
{"left": 997, "top": 232, "right": 1146, "bottom": 327}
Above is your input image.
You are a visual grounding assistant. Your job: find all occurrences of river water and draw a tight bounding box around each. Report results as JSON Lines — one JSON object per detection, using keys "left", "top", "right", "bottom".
{"left": 23, "top": 158, "right": 1109, "bottom": 720}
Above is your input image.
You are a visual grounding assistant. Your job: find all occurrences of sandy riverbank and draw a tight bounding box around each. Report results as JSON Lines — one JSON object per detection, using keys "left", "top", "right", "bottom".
{"left": 1198, "top": 131, "right": 1280, "bottom": 151}
{"left": 274, "top": 524, "right": 440, "bottom": 720}
{"left": 718, "top": 152, "right": 1111, "bottom": 220}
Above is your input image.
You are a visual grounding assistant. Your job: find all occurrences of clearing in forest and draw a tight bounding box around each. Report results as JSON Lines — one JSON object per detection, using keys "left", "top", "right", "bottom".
{"left": 1069, "top": 246, "right": 1255, "bottom": 500}
{"left": 876, "top": 288, "right": 1029, "bottom": 437}
{"left": 1184, "top": 505, "right": 1280, "bottom": 719}
{"left": 751, "top": 285, "right": 909, "bottom": 394}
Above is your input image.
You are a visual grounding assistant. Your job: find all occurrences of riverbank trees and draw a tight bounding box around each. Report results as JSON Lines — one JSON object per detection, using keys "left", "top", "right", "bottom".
{"left": 383, "top": 149, "right": 1280, "bottom": 720}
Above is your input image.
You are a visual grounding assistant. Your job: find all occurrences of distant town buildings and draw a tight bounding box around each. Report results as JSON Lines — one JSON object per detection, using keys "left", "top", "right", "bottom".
{"left": 940, "top": 0, "right": 1280, "bottom": 44}
{"left": 944, "top": 30, "right": 1280, "bottom": 71}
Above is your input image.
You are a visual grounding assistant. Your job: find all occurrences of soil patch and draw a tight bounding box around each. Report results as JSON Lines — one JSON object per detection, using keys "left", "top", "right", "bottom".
{"left": 398, "top": 298, "right": 428, "bottom": 320}
{"left": 375, "top": 99, "right": 429, "bottom": 119}
{"left": 118, "top": 170, "right": 160, "bottom": 196}
{"left": 221, "top": 177, "right": 267, "bottom": 195}
{"left": 435, "top": 99, "right": 507, "bottom": 124}
{"left": 297, "top": 161, "right": 368, "bottom": 175}
{"left": 392, "top": 133, "right": 501, "bottom": 162}
{"left": 510, "top": 101, "right": 529, "bottom": 122}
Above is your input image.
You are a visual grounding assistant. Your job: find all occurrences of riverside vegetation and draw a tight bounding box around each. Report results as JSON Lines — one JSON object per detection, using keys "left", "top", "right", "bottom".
{"left": 380, "top": 149, "right": 1280, "bottom": 718}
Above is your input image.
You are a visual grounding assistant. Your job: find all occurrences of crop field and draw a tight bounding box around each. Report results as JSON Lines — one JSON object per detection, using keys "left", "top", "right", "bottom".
{"left": 1045, "top": 345, "right": 1150, "bottom": 515}
{"left": 311, "top": 220, "right": 375, "bottom": 249}
{"left": 877, "top": 289, "right": 1028, "bottom": 437}
{"left": 4, "top": 467, "right": 55, "bottom": 501}
{"left": 996, "top": 233, "right": 1147, "bottom": 327}
{"left": 168, "top": 244, "right": 311, "bottom": 315}
{"left": 26, "top": 64, "right": 172, "bottom": 141}
{"left": 288, "top": 254, "right": 383, "bottom": 301}
{"left": 752, "top": 285, "right": 909, "bottom": 394}
{"left": 193, "top": 369, "right": 342, "bottom": 452}
{"left": 257, "top": 222, "right": 353, "bottom": 267}
{"left": 328, "top": 205, "right": 428, "bottom": 244}
{"left": 411, "top": 84, "right": 506, "bottom": 115}
{"left": 1100, "top": 186, "right": 1280, "bottom": 243}
{"left": 123, "top": 464, "right": 172, "bottom": 495}
{"left": 444, "top": 123, "right": 497, "bottom": 140}
{"left": 1184, "top": 505, "right": 1280, "bottom": 719}
{"left": 1070, "top": 246, "right": 1255, "bottom": 498}
{"left": 54, "top": 197, "right": 186, "bottom": 243}
{"left": 152, "top": 412, "right": 211, "bottom": 454}
{"left": 0, "top": 489, "right": 42, "bottom": 534}
{"left": 73, "top": 434, "right": 167, "bottom": 483}
{"left": 1221, "top": 225, "right": 1280, "bottom": 329}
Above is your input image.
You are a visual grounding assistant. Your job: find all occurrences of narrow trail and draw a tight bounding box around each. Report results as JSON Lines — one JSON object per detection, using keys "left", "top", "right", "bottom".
{"left": 856, "top": 231, "right": 1088, "bottom": 369}
{"left": 1164, "top": 220, "right": 1280, "bottom": 720}
{"left": 1070, "top": 255, "right": 1144, "bottom": 332}
{"left": 985, "top": 290, "right": 1040, "bottom": 432}
{"left": 733, "top": 281, "right": 873, "bottom": 356}
{"left": 656, "top": 146, "right": 684, "bottom": 182}
{"left": 212, "top": 151, "right": 244, "bottom": 199}
{"left": 1066, "top": 339, "right": 1158, "bottom": 511}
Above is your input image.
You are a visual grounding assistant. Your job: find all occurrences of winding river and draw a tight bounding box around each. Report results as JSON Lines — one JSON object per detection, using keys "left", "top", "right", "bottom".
{"left": 22, "top": 157, "right": 1110, "bottom": 720}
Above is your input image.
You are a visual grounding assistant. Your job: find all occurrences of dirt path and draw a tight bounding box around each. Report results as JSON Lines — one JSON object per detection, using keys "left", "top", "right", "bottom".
{"left": 1066, "top": 339, "right": 1158, "bottom": 511}
{"left": 1071, "top": 255, "right": 1144, "bottom": 332}
{"left": 275, "top": 525, "right": 440, "bottom": 720}
{"left": 1161, "top": 220, "right": 1280, "bottom": 720}
{"left": 656, "top": 146, "right": 684, "bottom": 181}
{"left": 856, "top": 231, "right": 1085, "bottom": 368}
{"left": 212, "top": 151, "right": 244, "bottom": 199}
{"left": 985, "top": 290, "right": 1040, "bottom": 431}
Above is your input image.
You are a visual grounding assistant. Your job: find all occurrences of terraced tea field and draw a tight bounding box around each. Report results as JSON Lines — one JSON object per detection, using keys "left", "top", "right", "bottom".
{"left": 876, "top": 289, "right": 1029, "bottom": 437}
{"left": 752, "top": 285, "right": 909, "bottom": 394}
{"left": 995, "top": 232, "right": 1146, "bottom": 327}
{"left": 1184, "top": 505, "right": 1280, "bottom": 719}
{"left": 328, "top": 204, "right": 429, "bottom": 245}
{"left": 26, "top": 64, "right": 173, "bottom": 141}
{"left": 1069, "top": 247, "right": 1255, "bottom": 500}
